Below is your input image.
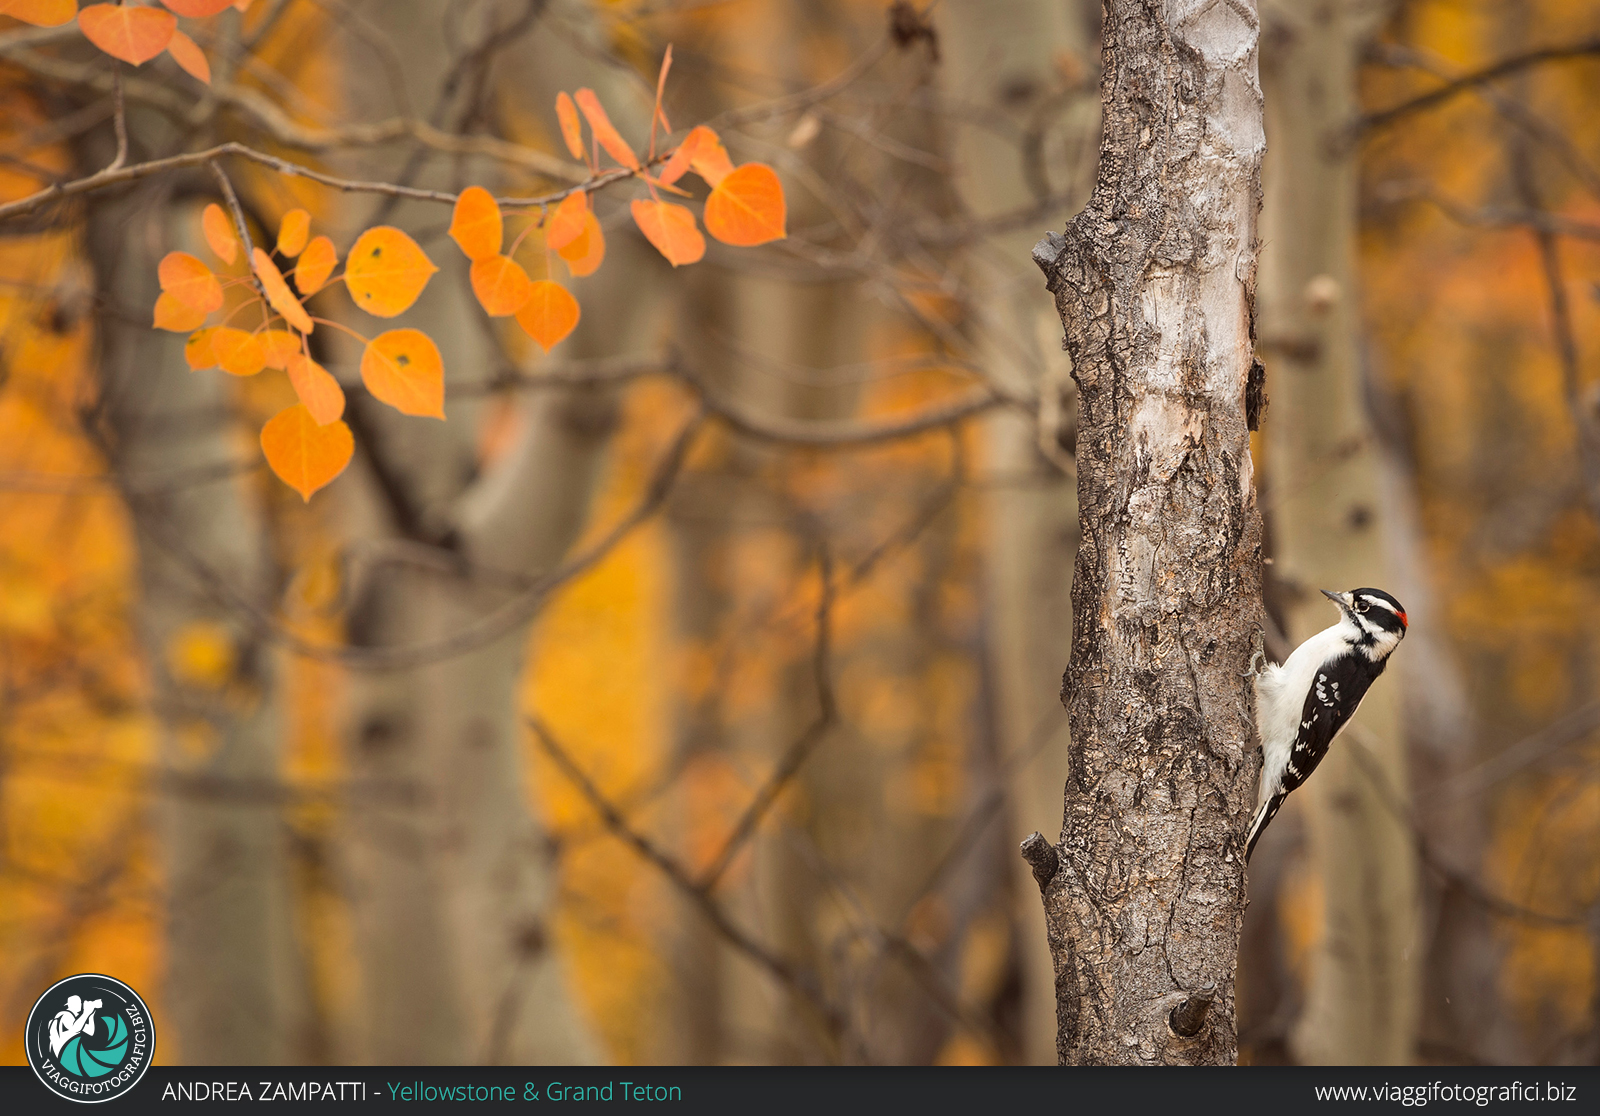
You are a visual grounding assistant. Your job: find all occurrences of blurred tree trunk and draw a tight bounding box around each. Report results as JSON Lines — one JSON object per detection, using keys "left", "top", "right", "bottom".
{"left": 1257, "top": 0, "right": 1420, "bottom": 1066}
{"left": 1031, "top": 0, "right": 1264, "bottom": 1065}
{"left": 86, "top": 179, "right": 308, "bottom": 1063}
{"left": 938, "top": 0, "right": 1097, "bottom": 1066}
{"left": 334, "top": 0, "right": 650, "bottom": 1063}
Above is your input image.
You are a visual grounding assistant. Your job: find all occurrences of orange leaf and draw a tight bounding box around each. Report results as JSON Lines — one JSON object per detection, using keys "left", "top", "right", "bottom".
{"left": 344, "top": 226, "right": 437, "bottom": 317}
{"left": 78, "top": 4, "right": 176, "bottom": 65}
{"left": 259, "top": 329, "right": 300, "bottom": 370}
{"left": 361, "top": 329, "right": 444, "bottom": 418}
{"left": 516, "top": 281, "right": 580, "bottom": 352}
{"left": 165, "top": 28, "right": 209, "bottom": 83}
{"left": 546, "top": 192, "right": 588, "bottom": 253}
{"left": 3, "top": 0, "right": 76, "bottom": 28}
{"left": 184, "top": 327, "right": 218, "bottom": 370}
{"left": 630, "top": 199, "right": 704, "bottom": 267}
{"left": 153, "top": 291, "right": 206, "bottom": 332}
{"left": 689, "top": 128, "right": 735, "bottom": 187}
{"left": 158, "top": 251, "right": 223, "bottom": 312}
{"left": 557, "top": 211, "right": 605, "bottom": 278}
{"left": 160, "top": 0, "right": 236, "bottom": 15}
{"left": 658, "top": 127, "right": 705, "bottom": 186}
{"left": 555, "top": 91, "right": 585, "bottom": 162}
{"left": 260, "top": 405, "right": 353, "bottom": 501}
{"left": 201, "top": 203, "right": 237, "bottom": 264}
{"left": 449, "top": 186, "right": 501, "bottom": 261}
{"left": 470, "top": 255, "right": 533, "bottom": 317}
{"left": 574, "top": 89, "right": 639, "bottom": 170}
{"left": 211, "top": 327, "right": 266, "bottom": 376}
{"left": 704, "top": 163, "right": 787, "bottom": 247}
{"left": 277, "top": 208, "right": 311, "bottom": 257}
{"left": 286, "top": 354, "right": 345, "bottom": 426}
{"left": 295, "top": 236, "right": 337, "bottom": 295}
{"left": 252, "top": 248, "right": 313, "bottom": 334}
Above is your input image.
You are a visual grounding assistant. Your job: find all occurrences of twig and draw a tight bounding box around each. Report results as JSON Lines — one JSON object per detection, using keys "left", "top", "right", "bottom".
{"left": 108, "top": 66, "right": 128, "bottom": 173}
{"left": 527, "top": 714, "right": 846, "bottom": 1041}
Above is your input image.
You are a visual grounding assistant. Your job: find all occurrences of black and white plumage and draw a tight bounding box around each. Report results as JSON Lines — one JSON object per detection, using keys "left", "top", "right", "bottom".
{"left": 1246, "top": 587, "right": 1408, "bottom": 862}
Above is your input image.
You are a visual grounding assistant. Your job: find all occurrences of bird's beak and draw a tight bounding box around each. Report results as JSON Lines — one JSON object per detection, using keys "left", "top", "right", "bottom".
{"left": 1321, "top": 589, "right": 1351, "bottom": 610}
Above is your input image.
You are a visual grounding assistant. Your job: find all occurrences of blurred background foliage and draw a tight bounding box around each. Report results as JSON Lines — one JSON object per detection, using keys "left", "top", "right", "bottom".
{"left": 0, "top": 0, "right": 1596, "bottom": 1066}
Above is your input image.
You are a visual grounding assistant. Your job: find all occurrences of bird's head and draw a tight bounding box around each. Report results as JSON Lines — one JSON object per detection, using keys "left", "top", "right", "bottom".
{"left": 1322, "top": 587, "right": 1407, "bottom": 658}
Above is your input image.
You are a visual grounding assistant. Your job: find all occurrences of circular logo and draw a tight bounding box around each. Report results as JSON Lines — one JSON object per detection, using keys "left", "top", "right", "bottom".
{"left": 25, "top": 974, "right": 155, "bottom": 1103}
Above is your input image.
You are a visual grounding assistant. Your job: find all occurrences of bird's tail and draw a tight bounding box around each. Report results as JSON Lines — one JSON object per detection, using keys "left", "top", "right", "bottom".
{"left": 1246, "top": 793, "right": 1286, "bottom": 864}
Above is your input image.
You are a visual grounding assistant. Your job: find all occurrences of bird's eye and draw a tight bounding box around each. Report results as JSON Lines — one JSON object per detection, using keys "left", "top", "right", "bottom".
{"left": 1354, "top": 599, "right": 1368, "bottom": 613}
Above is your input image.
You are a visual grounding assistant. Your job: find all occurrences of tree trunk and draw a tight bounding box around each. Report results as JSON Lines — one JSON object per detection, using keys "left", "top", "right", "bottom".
{"left": 1256, "top": 0, "right": 1420, "bottom": 1066}
{"left": 87, "top": 184, "right": 308, "bottom": 1062}
{"left": 937, "top": 0, "right": 1098, "bottom": 1066}
{"left": 1031, "top": 0, "right": 1265, "bottom": 1066}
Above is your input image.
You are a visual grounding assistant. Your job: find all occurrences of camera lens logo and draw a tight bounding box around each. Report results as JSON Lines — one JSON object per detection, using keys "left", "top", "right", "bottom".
{"left": 25, "top": 974, "right": 155, "bottom": 1103}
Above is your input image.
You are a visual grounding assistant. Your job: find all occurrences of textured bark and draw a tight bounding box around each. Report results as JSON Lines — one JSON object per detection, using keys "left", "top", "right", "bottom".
{"left": 87, "top": 187, "right": 308, "bottom": 1063}
{"left": 1256, "top": 0, "right": 1420, "bottom": 1066}
{"left": 1032, "top": 0, "right": 1265, "bottom": 1065}
{"left": 938, "top": 0, "right": 1099, "bottom": 1065}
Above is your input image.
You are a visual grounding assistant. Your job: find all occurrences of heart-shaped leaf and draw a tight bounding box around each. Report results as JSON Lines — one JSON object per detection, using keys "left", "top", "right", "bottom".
{"left": 361, "top": 329, "right": 444, "bottom": 418}
{"left": 153, "top": 292, "right": 206, "bottom": 332}
{"left": 184, "top": 327, "right": 218, "bottom": 370}
{"left": 211, "top": 327, "right": 266, "bottom": 377}
{"left": 449, "top": 186, "right": 502, "bottom": 261}
{"left": 631, "top": 199, "right": 704, "bottom": 267}
{"left": 294, "top": 236, "right": 337, "bottom": 296}
{"left": 161, "top": 0, "right": 236, "bottom": 15}
{"left": 259, "top": 329, "right": 300, "bottom": 370}
{"left": 78, "top": 4, "right": 176, "bottom": 66}
{"left": 286, "top": 354, "right": 345, "bottom": 426}
{"left": 158, "top": 251, "right": 224, "bottom": 313}
{"left": 260, "top": 404, "right": 353, "bottom": 500}
{"left": 277, "top": 208, "right": 311, "bottom": 257}
{"left": 689, "top": 129, "right": 735, "bottom": 187}
{"left": 546, "top": 192, "right": 588, "bottom": 253}
{"left": 344, "top": 226, "right": 437, "bottom": 317}
{"left": 704, "top": 163, "right": 787, "bottom": 247}
{"left": 516, "top": 281, "right": 580, "bottom": 352}
{"left": 3, "top": 1, "right": 78, "bottom": 29}
{"left": 201, "top": 203, "right": 237, "bottom": 264}
{"left": 470, "top": 255, "right": 533, "bottom": 317}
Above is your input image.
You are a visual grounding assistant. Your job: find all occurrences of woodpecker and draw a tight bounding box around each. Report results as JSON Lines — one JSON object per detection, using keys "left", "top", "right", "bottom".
{"left": 1247, "top": 587, "right": 1407, "bottom": 862}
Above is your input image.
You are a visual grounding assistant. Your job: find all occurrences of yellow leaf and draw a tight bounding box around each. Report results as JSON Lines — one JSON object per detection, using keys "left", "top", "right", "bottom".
{"left": 449, "top": 186, "right": 502, "bottom": 261}
{"left": 277, "top": 208, "right": 311, "bottom": 257}
{"left": 704, "top": 163, "right": 787, "bottom": 247}
{"left": 546, "top": 192, "right": 588, "bottom": 253}
{"left": 286, "top": 354, "right": 345, "bottom": 426}
{"left": 260, "top": 405, "right": 353, "bottom": 500}
{"left": 184, "top": 327, "right": 218, "bottom": 370}
{"left": 344, "top": 226, "right": 437, "bottom": 317}
{"left": 252, "top": 248, "right": 313, "bottom": 334}
{"left": 259, "top": 329, "right": 300, "bottom": 369}
{"left": 555, "top": 91, "right": 585, "bottom": 161}
{"left": 201, "top": 203, "right": 237, "bottom": 265}
{"left": 574, "top": 88, "right": 639, "bottom": 170}
{"left": 211, "top": 327, "right": 266, "bottom": 376}
{"left": 158, "top": 250, "right": 223, "bottom": 312}
{"left": 2, "top": 0, "right": 77, "bottom": 28}
{"left": 516, "top": 281, "right": 580, "bottom": 352}
{"left": 631, "top": 199, "right": 704, "bottom": 267}
{"left": 469, "top": 255, "right": 533, "bottom": 317}
{"left": 295, "top": 236, "right": 337, "bottom": 296}
{"left": 153, "top": 292, "right": 206, "bottom": 332}
{"left": 361, "top": 329, "right": 445, "bottom": 418}
{"left": 689, "top": 129, "right": 735, "bottom": 187}
{"left": 557, "top": 212, "right": 605, "bottom": 278}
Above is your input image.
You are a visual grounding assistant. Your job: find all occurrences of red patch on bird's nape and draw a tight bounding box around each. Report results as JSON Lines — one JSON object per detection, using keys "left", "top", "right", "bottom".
{"left": 1396, "top": 610, "right": 1408, "bottom": 629}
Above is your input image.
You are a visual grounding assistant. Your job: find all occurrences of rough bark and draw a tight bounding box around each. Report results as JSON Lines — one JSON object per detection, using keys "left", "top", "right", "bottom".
{"left": 1256, "top": 0, "right": 1420, "bottom": 1066}
{"left": 938, "top": 0, "right": 1099, "bottom": 1066}
{"left": 1031, "top": 0, "right": 1265, "bottom": 1065}
{"left": 87, "top": 184, "right": 308, "bottom": 1062}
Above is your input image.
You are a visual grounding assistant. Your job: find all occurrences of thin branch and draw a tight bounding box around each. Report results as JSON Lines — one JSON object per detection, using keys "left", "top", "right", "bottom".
{"left": 1356, "top": 38, "right": 1600, "bottom": 136}
{"left": 1424, "top": 699, "right": 1600, "bottom": 804}
{"left": 527, "top": 713, "right": 846, "bottom": 1041}
{"left": 107, "top": 66, "right": 128, "bottom": 173}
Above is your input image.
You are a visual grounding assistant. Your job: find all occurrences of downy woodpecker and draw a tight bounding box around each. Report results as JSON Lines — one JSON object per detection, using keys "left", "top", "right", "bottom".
{"left": 1247, "top": 587, "right": 1407, "bottom": 862}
